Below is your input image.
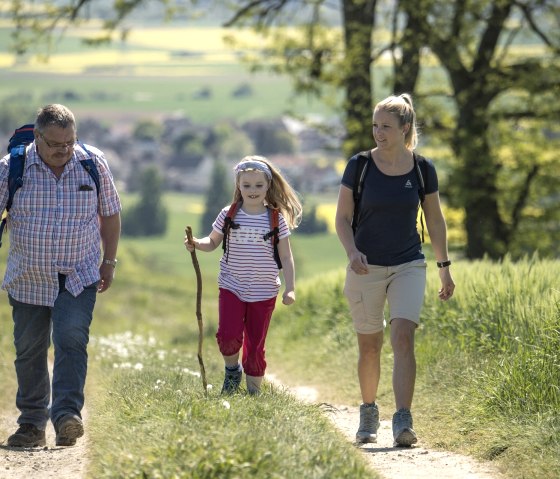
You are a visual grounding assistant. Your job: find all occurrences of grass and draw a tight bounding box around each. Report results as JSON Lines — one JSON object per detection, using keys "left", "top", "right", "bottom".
{"left": 1, "top": 195, "right": 558, "bottom": 478}
{"left": 87, "top": 332, "right": 371, "bottom": 479}
{"left": 266, "top": 255, "right": 560, "bottom": 479}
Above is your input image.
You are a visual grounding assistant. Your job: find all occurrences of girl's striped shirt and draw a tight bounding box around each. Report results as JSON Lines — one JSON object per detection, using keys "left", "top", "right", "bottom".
{"left": 212, "top": 206, "right": 290, "bottom": 302}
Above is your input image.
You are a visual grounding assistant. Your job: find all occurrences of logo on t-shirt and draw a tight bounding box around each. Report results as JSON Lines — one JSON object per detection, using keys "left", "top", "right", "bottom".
{"left": 405, "top": 180, "right": 413, "bottom": 188}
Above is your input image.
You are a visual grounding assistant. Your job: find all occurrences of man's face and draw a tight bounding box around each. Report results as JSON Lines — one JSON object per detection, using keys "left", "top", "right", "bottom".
{"left": 35, "top": 125, "right": 76, "bottom": 169}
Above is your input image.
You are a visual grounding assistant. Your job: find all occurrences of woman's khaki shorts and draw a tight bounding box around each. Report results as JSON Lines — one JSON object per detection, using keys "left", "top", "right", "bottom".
{"left": 343, "top": 259, "right": 427, "bottom": 334}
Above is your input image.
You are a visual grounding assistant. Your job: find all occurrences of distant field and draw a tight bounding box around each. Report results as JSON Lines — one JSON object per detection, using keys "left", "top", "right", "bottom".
{"left": 0, "top": 23, "right": 344, "bottom": 123}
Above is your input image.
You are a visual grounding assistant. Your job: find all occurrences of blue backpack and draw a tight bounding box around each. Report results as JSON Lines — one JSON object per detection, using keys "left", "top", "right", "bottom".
{"left": 0, "top": 123, "right": 101, "bottom": 247}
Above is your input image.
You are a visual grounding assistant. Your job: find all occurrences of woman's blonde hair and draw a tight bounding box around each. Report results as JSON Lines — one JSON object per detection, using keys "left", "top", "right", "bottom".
{"left": 233, "top": 155, "right": 303, "bottom": 229}
{"left": 374, "top": 93, "right": 419, "bottom": 150}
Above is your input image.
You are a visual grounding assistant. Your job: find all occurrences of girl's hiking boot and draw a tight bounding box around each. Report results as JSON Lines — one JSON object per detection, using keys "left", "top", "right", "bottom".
{"left": 356, "top": 402, "right": 380, "bottom": 443}
{"left": 392, "top": 408, "right": 418, "bottom": 446}
{"left": 221, "top": 366, "right": 242, "bottom": 394}
{"left": 55, "top": 414, "right": 84, "bottom": 447}
{"left": 7, "top": 423, "right": 46, "bottom": 447}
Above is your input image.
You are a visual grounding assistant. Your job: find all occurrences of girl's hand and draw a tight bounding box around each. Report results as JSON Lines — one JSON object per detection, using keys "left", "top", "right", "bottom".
{"left": 438, "top": 268, "right": 455, "bottom": 301}
{"left": 282, "top": 290, "right": 296, "bottom": 305}
{"left": 184, "top": 235, "right": 196, "bottom": 252}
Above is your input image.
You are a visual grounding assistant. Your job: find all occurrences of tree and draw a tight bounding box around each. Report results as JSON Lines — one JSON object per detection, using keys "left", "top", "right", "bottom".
{"left": 7, "top": 0, "right": 560, "bottom": 258}
{"left": 398, "top": 0, "right": 560, "bottom": 258}
{"left": 200, "top": 160, "right": 233, "bottom": 233}
{"left": 122, "top": 166, "right": 168, "bottom": 236}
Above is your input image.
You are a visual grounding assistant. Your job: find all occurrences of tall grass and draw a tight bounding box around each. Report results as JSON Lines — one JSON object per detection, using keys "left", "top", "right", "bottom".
{"left": 267, "top": 255, "right": 560, "bottom": 478}
{"left": 421, "top": 255, "right": 560, "bottom": 417}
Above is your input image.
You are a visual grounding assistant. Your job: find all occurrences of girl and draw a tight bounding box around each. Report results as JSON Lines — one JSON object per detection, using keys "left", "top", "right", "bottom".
{"left": 185, "top": 156, "right": 302, "bottom": 395}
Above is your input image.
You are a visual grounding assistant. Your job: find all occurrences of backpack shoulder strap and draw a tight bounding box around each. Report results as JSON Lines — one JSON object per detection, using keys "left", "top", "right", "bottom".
{"left": 263, "top": 207, "right": 282, "bottom": 269}
{"left": 222, "top": 201, "right": 242, "bottom": 261}
{"left": 413, "top": 152, "right": 430, "bottom": 243}
{"left": 413, "top": 152, "right": 429, "bottom": 204}
{"left": 351, "top": 150, "right": 371, "bottom": 234}
{"left": 0, "top": 145, "right": 27, "bottom": 247}
{"left": 77, "top": 141, "right": 100, "bottom": 196}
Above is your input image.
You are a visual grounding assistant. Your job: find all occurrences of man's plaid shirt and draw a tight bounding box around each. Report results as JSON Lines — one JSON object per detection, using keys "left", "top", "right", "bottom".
{"left": 0, "top": 142, "right": 121, "bottom": 306}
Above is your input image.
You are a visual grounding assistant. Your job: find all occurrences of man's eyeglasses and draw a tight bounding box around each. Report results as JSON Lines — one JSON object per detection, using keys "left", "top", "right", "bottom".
{"left": 38, "top": 131, "right": 77, "bottom": 150}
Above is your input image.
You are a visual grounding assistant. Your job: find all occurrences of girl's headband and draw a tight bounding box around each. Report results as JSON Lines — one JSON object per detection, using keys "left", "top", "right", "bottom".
{"left": 234, "top": 160, "right": 272, "bottom": 180}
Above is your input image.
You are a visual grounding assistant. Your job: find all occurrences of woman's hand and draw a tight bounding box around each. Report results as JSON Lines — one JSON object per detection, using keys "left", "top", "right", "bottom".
{"left": 349, "top": 250, "right": 369, "bottom": 275}
{"left": 438, "top": 268, "right": 455, "bottom": 301}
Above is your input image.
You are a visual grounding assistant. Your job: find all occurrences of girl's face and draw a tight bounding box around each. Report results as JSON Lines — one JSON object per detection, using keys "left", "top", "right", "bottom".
{"left": 372, "top": 109, "right": 407, "bottom": 149}
{"left": 237, "top": 170, "right": 270, "bottom": 205}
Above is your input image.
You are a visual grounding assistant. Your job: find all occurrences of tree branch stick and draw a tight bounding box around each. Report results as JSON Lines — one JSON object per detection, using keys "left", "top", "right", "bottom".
{"left": 185, "top": 226, "right": 208, "bottom": 394}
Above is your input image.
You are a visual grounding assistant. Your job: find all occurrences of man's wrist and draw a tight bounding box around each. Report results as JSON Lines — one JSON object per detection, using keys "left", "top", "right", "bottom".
{"left": 436, "top": 260, "right": 451, "bottom": 268}
{"left": 102, "top": 258, "right": 118, "bottom": 267}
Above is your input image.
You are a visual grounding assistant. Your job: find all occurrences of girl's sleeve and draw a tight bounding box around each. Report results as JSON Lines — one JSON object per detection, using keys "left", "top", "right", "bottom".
{"left": 278, "top": 213, "right": 290, "bottom": 240}
{"left": 212, "top": 207, "right": 227, "bottom": 233}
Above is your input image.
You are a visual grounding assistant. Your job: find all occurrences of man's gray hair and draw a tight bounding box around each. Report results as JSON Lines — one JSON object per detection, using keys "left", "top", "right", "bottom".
{"left": 36, "top": 104, "right": 76, "bottom": 132}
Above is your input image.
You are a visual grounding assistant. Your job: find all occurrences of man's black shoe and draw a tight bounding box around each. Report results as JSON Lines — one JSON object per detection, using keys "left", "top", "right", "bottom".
{"left": 7, "top": 423, "right": 46, "bottom": 447}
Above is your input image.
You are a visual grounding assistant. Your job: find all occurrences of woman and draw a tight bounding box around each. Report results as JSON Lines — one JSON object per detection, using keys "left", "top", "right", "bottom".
{"left": 335, "top": 93, "right": 455, "bottom": 446}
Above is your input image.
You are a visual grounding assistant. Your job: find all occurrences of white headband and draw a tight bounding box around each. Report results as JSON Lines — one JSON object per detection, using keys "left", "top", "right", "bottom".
{"left": 234, "top": 160, "right": 272, "bottom": 180}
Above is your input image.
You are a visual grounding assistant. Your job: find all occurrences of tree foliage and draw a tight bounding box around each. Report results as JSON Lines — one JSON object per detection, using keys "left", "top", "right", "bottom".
{"left": 122, "top": 166, "right": 168, "bottom": 237}
{"left": 6, "top": 0, "right": 560, "bottom": 258}
{"left": 200, "top": 159, "right": 233, "bottom": 234}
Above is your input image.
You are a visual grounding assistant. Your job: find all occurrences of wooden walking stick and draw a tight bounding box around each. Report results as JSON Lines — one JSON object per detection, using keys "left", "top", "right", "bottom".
{"left": 185, "top": 226, "right": 208, "bottom": 394}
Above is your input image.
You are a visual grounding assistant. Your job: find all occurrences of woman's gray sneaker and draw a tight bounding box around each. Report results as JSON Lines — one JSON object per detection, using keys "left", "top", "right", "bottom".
{"left": 392, "top": 408, "right": 417, "bottom": 446}
{"left": 356, "top": 403, "right": 380, "bottom": 443}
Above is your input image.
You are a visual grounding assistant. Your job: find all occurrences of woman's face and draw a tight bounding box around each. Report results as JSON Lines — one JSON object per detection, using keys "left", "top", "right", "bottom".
{"left": 237, "top": 170, "right": 270, "bottom": 205}
{"left": 372, "top": 109, "right": 406, "bottom": 149}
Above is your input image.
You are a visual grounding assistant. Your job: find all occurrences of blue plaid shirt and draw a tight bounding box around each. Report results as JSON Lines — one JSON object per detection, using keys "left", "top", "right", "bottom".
{"left": 0, "top": 142, "right": 121, "bottom": 306}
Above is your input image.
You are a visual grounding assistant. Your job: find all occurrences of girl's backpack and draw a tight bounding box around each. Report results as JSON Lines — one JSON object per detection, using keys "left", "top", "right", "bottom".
{"left": 222, "top": 200, "right": 282, "bottom": 269}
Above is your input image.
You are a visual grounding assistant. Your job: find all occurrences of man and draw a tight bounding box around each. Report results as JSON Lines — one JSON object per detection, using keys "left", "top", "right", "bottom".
{"left": 0, "top": 104, "right": 121, "bottom": 447}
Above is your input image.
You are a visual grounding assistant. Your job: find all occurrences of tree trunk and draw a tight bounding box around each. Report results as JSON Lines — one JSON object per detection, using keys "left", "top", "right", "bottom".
{"left": 453, "top": 99, "right": 509, "bottom": 259}
{"left": 393, "top": 4, "right": 422, "bottom": 94}
{"left": 341, "top": 0, "right": 376, "bottom": 157}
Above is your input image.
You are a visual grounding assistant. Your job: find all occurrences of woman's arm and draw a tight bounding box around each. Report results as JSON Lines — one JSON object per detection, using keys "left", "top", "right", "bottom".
{"left": 422, "top": 191, "right": 455, "bottom": 301}
{"left": 335, "top": 185, "right": 368, "bottom": 275}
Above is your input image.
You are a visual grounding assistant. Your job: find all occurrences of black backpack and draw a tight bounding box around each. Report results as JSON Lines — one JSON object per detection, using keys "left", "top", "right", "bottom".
{"left": 1, "top": 123, "right": 101, "bottom": 247}
{"left": 351, "top": 150, "right": 429, "bottom": 241}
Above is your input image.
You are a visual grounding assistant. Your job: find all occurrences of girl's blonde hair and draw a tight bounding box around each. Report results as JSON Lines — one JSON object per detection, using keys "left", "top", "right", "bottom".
{"left": 374, "top": 93, "right": 419, "bottom": 150}
{"left": 233, "top": 155, "right": 303, "bottom": 229}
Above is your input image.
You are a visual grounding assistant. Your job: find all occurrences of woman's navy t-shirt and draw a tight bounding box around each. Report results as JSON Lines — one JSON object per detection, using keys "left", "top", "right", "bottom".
{"left": 341, "top": 152, "right": 438, "bottom": 266}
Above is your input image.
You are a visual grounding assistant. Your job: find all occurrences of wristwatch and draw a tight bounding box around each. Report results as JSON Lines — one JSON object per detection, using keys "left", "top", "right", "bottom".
{"left": 436, "top": 260, "right": 451, "bottom": 268}
{"left": 102, "top": 258, "right": 118, "bottom": 267}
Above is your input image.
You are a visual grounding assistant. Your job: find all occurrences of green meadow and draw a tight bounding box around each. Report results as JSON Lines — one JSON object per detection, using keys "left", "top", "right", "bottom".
{"left": 0, "top": 23, "right": 343, "bottom": 123}
{"left": 0, "top": 18, "right": 558, "bottom": 478}
{"left": 0, "top": 193, "right": 558, "bottom": 478}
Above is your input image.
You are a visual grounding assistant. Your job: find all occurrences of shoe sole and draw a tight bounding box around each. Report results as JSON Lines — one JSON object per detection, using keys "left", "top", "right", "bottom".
{"left": 355, "top": 434, "right": 378, "bottom": 444}
{"left": 394, "top": 428, "right": 418, "bottom": 447}
{"left": 56, "top": 419, "right": 84, "bottom": 447}
{"left": 7, "top": 437, "right": 46, "bottom": 448}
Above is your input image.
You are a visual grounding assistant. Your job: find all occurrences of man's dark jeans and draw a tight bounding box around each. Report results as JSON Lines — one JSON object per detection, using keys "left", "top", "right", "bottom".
{"left": 9, "top": 278, "right": 97, "bottom": 430}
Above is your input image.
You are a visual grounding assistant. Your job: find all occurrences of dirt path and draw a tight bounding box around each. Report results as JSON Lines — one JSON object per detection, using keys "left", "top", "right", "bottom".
{"left": 0, "top": 410, "right": 88, "bottom": 479}
{"left": 0, "top": 376, "right": 504, "bottom": 479}
{"left": 267, "top": 374, "right": 504, "bottom": 479}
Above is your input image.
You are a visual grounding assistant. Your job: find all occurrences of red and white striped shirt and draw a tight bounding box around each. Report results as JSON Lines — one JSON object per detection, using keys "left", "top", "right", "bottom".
{"left": 0, "top": 142, "right": 122, "bottom": 306}
{"left": 213, "top": 206, "right": 290, "bottom": 302}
